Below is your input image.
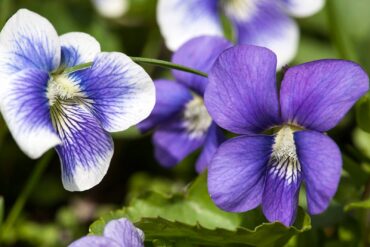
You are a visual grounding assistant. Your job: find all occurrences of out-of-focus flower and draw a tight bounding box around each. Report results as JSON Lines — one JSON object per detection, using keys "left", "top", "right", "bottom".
{"left": 0, "top": 9, "right": 155, "bottom": 191}
{"left": 157, "top": 0, "right": 324, "bottom": 68}
{"left": 204, "top": 45, "right": 369, "bottom": 226}
{"left": 92, "top": 0, "right": 129, "bottom": 18}
{"left": 138, "top": 36, "right": 231, "bottom": 172}
{"left": 69, "top": 218, "right": 144, "bottom": 247}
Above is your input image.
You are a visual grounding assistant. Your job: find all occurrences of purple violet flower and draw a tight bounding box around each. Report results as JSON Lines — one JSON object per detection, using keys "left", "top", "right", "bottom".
{"left": 0, "top": 9, "right": 155, "bottom": 191}
{"left": 204, "top": 45, "right": 369, "bottom": 226}
{"left": 138, "top": 36, "right": 231, "bottom": 172}
{"left": 157, "top": 0, "right": 324, "bottom": 69}
{"left": 69, "top": 218, "right": 144, "bottom": 247}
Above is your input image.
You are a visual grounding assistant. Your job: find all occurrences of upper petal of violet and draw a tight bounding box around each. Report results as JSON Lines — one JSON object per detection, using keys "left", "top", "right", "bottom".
{"left": 280, "top": 59, "right": 369, "bottom": 132}
{"left": 281, "top": 0, "right": 325, "bottom": 18}
{"left": 69, "top": 236, "right": 121, "bottom": 247}
{"left": 172, "top": 36, "right": 232, "bottom": 95}
{"left": 0, "top": 9, "right": 60, "bottom": 76}
{"left": 205, "top": 45, "right": 281, "bottom": 135}
{"left": 104, "top": 219, "right": 144, "bottom": 247}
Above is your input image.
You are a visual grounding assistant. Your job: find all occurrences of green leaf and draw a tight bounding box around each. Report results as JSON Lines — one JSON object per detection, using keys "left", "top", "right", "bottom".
{"left": 344, "top": 198, "right": 370, "bottom": 211}
{"left": 0, "top": 196, "right": 4, "bottom": 229}
{"left": 90, "top": 174, "right": 311, "bottom": 246}
{"left": 353, "top": 127, "right": 370, "bottom": 160}
{"left": 356, "top": 94, "right": 370, "bottom": 133}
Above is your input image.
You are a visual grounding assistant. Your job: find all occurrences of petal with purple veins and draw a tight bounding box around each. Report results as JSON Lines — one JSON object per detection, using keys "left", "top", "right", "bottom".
{"left": 104, "top": 219, "right": 144, "bottom": 247}
{"left": 68, "top": 236, "right": 121, "bottom": 247}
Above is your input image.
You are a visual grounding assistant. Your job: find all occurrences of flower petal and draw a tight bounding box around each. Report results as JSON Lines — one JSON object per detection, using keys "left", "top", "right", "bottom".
{"left": 231, "top": 2, "right": 298, "bottom": 69}
{"left": 282, "top": 0, "right": 325, "bottom": 17}
{"left": 0, "top": 9, "right": 60, "bottom": 76}
{"left": 262, "top": 156, "right": 302, "bottom": 226}
{"left": 172, "top": 36, "right": 232, "bottom": 95}
{"left": 0, "top": 69, "right": 60, "bottom": 158}
{"left": 71, "top": 52, "right": 155, "bottom": 132}
{"left": 280, "top": 60, "right": 369, "bottom": 132}
{"left": 157, "top": 0, "right": 223, "bottom": 51}
{"left": 104, "top": 219, "right": 144, "bottom": 247}
{"left": 60, "top": 32, "right": 101, "bottom": 68}
{"left": 295, "top": 130, "right": 342, "bottom": 214}
{"left": 137, "top": 80, "right": 192, "bottom": 133}
{"left": 205, "top": 45, "right": 280, "bottom": 135}
{"left": 53, "top": 103, "right": 113, "bottom": 191}
{"left": 69, "top": 236, "right": 120, "bottom": 247}
{"left": 195, "top": 123, "right": 225, "bottom": 173}
{"left": 92, "top": 0, "right": 129, "bottom": 18}
{"left": 208, "top": 135, "right": 273, "bottom": 212}
{"left": 153, "top": 116, "right": 206, "bottom": 168}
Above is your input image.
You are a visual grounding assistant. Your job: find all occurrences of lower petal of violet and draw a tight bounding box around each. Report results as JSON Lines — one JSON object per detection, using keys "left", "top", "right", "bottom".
{"left": 295, "top": 130, "right": 342, "bottom": 215}
{"left": 104, "top": 219, "right": 144, "bottom": 247}
{"left": 208, "top": 135, "right": 273, "bottom": 212}
{"left": 52, "top": 101, "right": 114, "bottom": 192}
{"left": 69, "top": 236, "right": 121, "bottom": 247}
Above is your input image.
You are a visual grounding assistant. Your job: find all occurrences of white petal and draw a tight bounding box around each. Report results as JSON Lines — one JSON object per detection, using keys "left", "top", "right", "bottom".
{"left": 157, "top": 0, "right": 223, "bottom": 51}
{"left": 282, "top": 0, "right": 325, "bottom": 17}
{"left": 92, "top": 0, "right": 129, "bottom": 18}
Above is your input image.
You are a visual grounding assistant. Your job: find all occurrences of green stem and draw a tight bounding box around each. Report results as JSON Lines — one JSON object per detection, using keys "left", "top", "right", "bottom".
{"left": 0, "top": 151, "right": 53, "bottom": 240}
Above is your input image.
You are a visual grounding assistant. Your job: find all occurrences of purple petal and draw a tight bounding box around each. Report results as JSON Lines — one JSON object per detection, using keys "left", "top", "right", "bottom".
{"left": 60, "top": 32, "right": 101, "bottom": 68}
{"left": 153, "top": 116, "right": 206, "bottom": 168}
{"left": 262, "top": 157, "right": 302, "bottom": 226}
{"left": 229, "top": 2, "right": 298, "bottom": 69}
{"left": 281, "top": 0, "right": 325, "bottom": 17}
{"left": 54, "top": 103, "right": 113, "bottom": 191}
{"left": 172, "top": 36, "right": 232, "bottom": 94}
{"left": 204, "top": 45, "right": 280, "bottom": 135}
{"left": 137, "top": 80, "right": 192, "bottom": 133}
{"left": 208, "top": 135, "right": 273, "bottom": 212}
{"left": 295, "top": 130, "right": 342, "bottom": 214}
{"left": 0, "top": 69, "right": 60, "bottom": 159}
{"left": 195, "top": 123, "right": 225, "bottom": 173}
{"left": 280, "top": 60, "right": 369, "bottom": 132}
{"left": 104, "top": 219, "right": 144, "bottom": 247}
{"left": 69, "top": 236, "right": 121, "bottom": 247}
{"left": 0, "top": 9, "right": 60, "bottom": 75}
{"left": 71, "top": 52, "right": 155, "bottom": 132}
{"left": 157, "top": 0, "right": 223, "bottom": 51}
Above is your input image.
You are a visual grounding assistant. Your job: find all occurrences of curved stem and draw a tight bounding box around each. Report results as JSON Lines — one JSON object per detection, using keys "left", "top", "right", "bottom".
{"left": 0, "top": 151, "right": 53, "bottom": 240}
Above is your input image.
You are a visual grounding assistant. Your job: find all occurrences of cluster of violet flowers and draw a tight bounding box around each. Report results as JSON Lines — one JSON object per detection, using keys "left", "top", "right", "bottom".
{"left": 0, "top": 1, "right": 369, "bottom": 245}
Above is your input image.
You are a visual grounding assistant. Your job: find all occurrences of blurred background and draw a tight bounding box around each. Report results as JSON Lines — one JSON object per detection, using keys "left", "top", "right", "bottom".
{"left": 0, "top": 0, "right": 370, "bottom": 246}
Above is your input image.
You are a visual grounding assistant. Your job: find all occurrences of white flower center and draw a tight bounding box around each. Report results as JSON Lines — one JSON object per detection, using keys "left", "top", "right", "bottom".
{"left": 221, "top": 0, "right": 257, "bottom": 21}
{"left": 269, "top": 126, "right": 301, "bottom": 184}
{"left": 182, "top": 96, "right": 212, "bottom": 139}
{"left": 47, "top": 75, "right": 83, "bottom": 106}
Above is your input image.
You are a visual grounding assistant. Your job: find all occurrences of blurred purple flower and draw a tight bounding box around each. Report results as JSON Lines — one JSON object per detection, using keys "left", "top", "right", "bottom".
{"left": 0, "top": 9, "right": 155, "bottom": 191}
{"left": 204, "top": 45, "right": 369, "bottom": 226}
{"left": 138, "top": 36, "right": 232, "bottom": 173}
{"left": 157, "top": 0, "right": 324, "bottom": 68}
{"left": 69, "top": 218, "right": 144, "bottom": 247}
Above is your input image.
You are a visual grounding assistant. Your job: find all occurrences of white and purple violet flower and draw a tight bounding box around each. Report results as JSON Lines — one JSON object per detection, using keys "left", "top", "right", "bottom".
{"left": 0, "top": 9, "right": 155, "bottom": 191}
{"left": 157, "top": 0, "right": 324, "bottom": 68}
{"left": 204, "top": 45, "right": 369, "bottom": 226}
{"left": 138, "top": 36, "right": 231, "bottom": 172}
{"left": 69, "top": 218, "right": 144, "bottom": 247}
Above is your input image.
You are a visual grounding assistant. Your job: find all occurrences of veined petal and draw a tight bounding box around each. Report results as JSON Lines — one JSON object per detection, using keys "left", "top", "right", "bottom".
{"left": 282, "top": 0, "right": 325, "bottom": 17}
{"left": 60, "top": 32, "right": 101, "bottom": 68}
{"left": 157, "top": 0, "right": 223, "bottom": 51}
{"left": 71, "top": 52, "right": 155, "bottom": 132}
{"left": 104, "top": 219, "right": 144, "bottom": 247}
{"left": 280, "top": 60, "right": 369, "bottom": 132}
{"left": 195, "top": 123, "right": 225, "bottom": 173}
{"left": 295, "top": 130, "right": 341, "bottom": 214}
{"left": 92, "top": 0, "right": 129, "bottom": 18}
{"left": 153, "top": 116, "right": 206, "bottom": 168}
{"left": 205, "top": 45, "right": 280, "bottom": 135}
{"left": 0, "top": 69, "right": 60, "bottom": 159}
{"left": 53, "top": 102, "right": 113, "bottom": 191}
{"left": 208, "top": 135, "right": 273, "bottom": 212}
{"left": 172, "top": 36, "right": 232, "bottom": 95}
{"left": 137, "top": 80, "right": 192, "bottom": 133}
{"left": 69, "top": 236, "right": 120, "bottom": 247}
{"left": 231, "top": 2, "right": 298, "bottom": 69}
{"left": 0, "top": 9, "right": 60, "bottom": 76}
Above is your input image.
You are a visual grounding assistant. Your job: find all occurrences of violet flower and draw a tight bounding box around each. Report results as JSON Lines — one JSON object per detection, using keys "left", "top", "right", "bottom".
{"left": 157, "top": 0, "right": 324, "bottom": 68}
{"left": 0, "top": 9, "right": 155, "bottom": 191}
{"left": 69, "top": 218, "right": 144, "bottom": 247}
{"left": 204, "top": 45, "right": 369, "bottom": 226}
{"left": 138, "top": 36, "right": 231, "bottom": 172}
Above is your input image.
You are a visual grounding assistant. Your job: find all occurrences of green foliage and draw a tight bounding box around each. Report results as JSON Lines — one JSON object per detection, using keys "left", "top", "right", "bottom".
{"left": 0, "top": 196, "right": 3, "bottom": 229}
{"left": 345, "top": 199, "right": 370, "bottom": 211}
{"left": 90, "top": 174, "right": 311, "bottom": 246}
{"left": 356, "top": 94, "right": 370, "bottom": 133}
